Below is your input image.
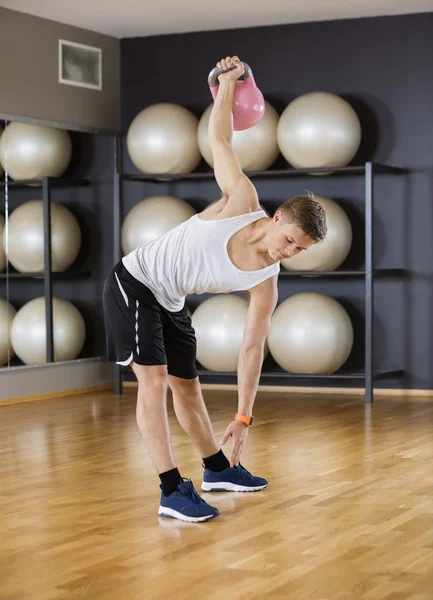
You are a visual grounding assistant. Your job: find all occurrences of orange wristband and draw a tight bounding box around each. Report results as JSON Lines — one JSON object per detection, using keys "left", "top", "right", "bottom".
{"left": 235, "top": 413, "right": 254, "bottom": 426}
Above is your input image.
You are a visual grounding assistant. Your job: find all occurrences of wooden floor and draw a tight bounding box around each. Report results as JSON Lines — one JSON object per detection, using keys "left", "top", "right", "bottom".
{"left": 1, "top": 389, "right": 433, "bottom": 600}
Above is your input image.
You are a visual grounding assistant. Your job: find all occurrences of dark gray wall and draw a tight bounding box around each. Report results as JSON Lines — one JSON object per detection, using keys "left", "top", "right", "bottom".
{"left": 0, "top": 7, "right": 120, "bottom": 132}
{"left": 121, "top": 13, "right": 433, "bottom": 390}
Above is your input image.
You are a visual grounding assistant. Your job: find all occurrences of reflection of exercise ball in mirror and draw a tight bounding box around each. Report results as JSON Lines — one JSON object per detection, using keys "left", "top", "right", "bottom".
{"left": 11, "top": 297, "right": 86, "bottom": 365}
{"left": 4, "top": 200, "right": 82, "bottom": 273}
{"left": 0, "top": 298, "right": 16, "bottom": 366}
{"left": 0, "top": 215, "right": 5, "bottom": 272}
{"left": 0, "top": 122, "right": 72, "bottom": 180}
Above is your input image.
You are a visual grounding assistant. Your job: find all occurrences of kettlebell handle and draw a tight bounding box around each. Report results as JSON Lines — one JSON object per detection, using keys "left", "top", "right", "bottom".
{"left": 208, "top": 62, "right": 254, "bottom": 88}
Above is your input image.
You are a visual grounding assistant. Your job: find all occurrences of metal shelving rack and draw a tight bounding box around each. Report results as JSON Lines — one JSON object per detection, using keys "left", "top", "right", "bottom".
{"left": 112, "top": 159, "right": 406, "bottom": 404}
{"left": 0, "top": 176, "right": 90, "bottom": 363}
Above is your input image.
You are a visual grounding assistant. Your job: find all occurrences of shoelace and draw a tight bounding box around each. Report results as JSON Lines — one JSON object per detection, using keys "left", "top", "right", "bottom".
{"left": 179, "top": 479, "right": 205, "bottom": 504}
{"left": 236, "top": 464, "right": 253, "bottom": 478}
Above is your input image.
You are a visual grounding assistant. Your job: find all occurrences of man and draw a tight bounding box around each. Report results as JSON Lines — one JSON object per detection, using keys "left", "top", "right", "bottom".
{"left": 103, "top": 55, "right": 327, "bottom": 523}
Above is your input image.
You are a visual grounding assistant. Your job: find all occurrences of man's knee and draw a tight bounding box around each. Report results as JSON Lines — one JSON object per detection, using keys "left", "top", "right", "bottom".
{"left": 133, "top": 363, "right": 168, "bottom": 394}
{"left": 169, "top": 375, "right": 201, "bottom": 400}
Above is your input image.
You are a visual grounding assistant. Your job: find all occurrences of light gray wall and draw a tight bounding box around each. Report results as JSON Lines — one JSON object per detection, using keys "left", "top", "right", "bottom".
{"left": 0, "top": 358, "right": 114, "bottom": 402}
{"left": 0, "top": 7, "right": 120, "bottom": 132}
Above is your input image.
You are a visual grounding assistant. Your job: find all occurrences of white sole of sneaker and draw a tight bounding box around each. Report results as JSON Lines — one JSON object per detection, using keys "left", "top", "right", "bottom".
{"left": 201, "top": 481, "right": 268, "bottom": 492}
{"left": 158, "top": 506, "right": 217, "bottom": 522}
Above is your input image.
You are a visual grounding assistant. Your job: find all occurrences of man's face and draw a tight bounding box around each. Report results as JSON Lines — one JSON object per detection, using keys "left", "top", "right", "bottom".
{"left": 268, "top": 211, "right": 315, "bottom": 261}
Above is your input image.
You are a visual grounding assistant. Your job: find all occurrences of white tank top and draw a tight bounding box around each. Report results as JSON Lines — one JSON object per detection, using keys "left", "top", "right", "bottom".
{"left": 122, "top": 209, "right": 280, "bottom": 312}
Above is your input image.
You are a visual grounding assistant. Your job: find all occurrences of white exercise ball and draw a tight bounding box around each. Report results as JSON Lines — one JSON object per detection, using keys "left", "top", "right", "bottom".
{"left": 0, "top": 122, "right": 72, "bottom": 180}
{"left": 0, "top": 126, "right": 3, "bottom": 177}
{"left": 268, "top": 293, "right": 353, "bottom": 374}
{"left": 127, "top": 103, "right": 201, "bottom": 174}
{"left": 277, "top": 92, "right": 361, "bottom": 169}
{"left": 192, "top": 294, "right": 268, "bottom": 372}
{"left": 198, "top": 101, "right": 280, "bottom": 171}
{"left": 0, "top": 215, "right": 5, "bottom": 272}
{"left": 0, "top": 298, "right": 16, "bottom": 366}
{"left": 281, "top": 195, "right": 352, "bottom": 272}
{"left": 122, "top": 195, "right": 196, "bottom": 254}
{"left": 4, "top": 200, "right": 81, "bottom": 273}
{"left": 11, "top": 297, "right": 86, "bottom": 365}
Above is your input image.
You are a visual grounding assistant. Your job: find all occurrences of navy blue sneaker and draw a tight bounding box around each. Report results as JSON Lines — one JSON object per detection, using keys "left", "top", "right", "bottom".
{"left": 201, "top": 464, "right": 268, "bottom": 492}
{"left": 158, "top": 478, "right": 220, "bottom": 522}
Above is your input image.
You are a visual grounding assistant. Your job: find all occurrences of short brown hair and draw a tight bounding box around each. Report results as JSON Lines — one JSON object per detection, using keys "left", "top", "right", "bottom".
{"left": 276, "top": 193, "right": 327, "bottom": 243}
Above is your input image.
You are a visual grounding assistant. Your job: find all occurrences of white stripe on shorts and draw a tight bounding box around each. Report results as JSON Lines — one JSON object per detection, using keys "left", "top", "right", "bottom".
{"left": 115, "top": 272, "right": 129, "bottom": 307}
{"left": 116, "top": 351, "right": 133, "bottom": 366}
{"left": 135, "top": 300, "right": 140, "bottom": 356}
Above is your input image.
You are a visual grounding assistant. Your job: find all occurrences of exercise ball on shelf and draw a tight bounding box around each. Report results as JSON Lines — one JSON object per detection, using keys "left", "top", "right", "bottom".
{"left": 197, "top": 101, "right": 280, "bottom": 171}
{"left": 191, "top": 294, "right": 268, "bottom": 372}
{"left": 127, "top": 103, "right": 202, "bottom": 174}
{"left": 0, "top": 122, "right": 72, "bottom": 180}
{"left": 3, "top": 200, "right": 82, "bottom": 273}
{"left": 281, "top": 195, "right": 352, "bottom": 273}
{"left": 0, "top": 215, "right": 5, "bottom": 272}
{"left": 11, "top": 297, "right": 86, "bottom": 365}
{"left": 277, "top": 92, "right": 361, "bottom": 170}
{"left": 121, "top": 195, "right": 196, "bottom": 254}
{"left": 267, "top": 293, "right": 354, "bottom": 375}
{"left": 0, "top": 298, "right": 16, "bottom": 366}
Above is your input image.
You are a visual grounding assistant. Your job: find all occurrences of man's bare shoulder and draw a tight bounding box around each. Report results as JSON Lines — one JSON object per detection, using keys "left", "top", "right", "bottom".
{"left": 248, "top": 274, "right": 279, "bottom": 301}
{"left": 199, "top": 179, "right": 260, "bottom": 221}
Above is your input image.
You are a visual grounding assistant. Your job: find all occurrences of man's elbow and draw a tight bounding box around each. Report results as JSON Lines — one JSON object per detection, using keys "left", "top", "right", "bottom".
{"left": 209, "top": 136, "right": 231, "bottom": 154}
{"left": 239, "top": 340, "right": 266, "bottom": 358}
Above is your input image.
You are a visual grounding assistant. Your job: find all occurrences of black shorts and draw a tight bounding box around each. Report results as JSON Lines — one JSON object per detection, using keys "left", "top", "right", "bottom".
{"left": 103, "top": 261, "right": 197, "bottom": 380}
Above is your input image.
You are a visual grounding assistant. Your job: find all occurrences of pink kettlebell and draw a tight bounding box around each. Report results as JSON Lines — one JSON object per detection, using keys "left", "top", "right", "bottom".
{"left": 208, "top": 62, "right": 265, "bottom": 131}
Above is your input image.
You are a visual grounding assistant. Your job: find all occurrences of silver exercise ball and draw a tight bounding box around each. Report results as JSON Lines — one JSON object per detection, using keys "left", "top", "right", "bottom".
{"left": 0, "top": 298, "right": 16, "bottom": 366}
{"left": 281, "top": 195, "right": 352, "bottom": 272}
{"left": 198, "top": 101, "right": 280, "bottom": 171}
{"left": 0, "top": 215, "right": 5, "bottom": 272}
{"left": 4, "top": 200, "right": 81, "bottom": 273}
{"left": 127, "top": 103, "right": 202, "bottom": 174}
{"left": 268, "top": 293, "right": 354, "bottom": 375}
{"left": 121, "top": 195, "right": 196, "bottom": 254}
{"left": 0, "top": 122, "right": 72, "bottom": 180}
{"left": 192, "top": 294, "right": 268, "bottom": 372}
{"left": 277, "top": 92, "right": 361, "bottom": 169}
{"left": 11, "top": 297, "right": 86, "bottom": 365}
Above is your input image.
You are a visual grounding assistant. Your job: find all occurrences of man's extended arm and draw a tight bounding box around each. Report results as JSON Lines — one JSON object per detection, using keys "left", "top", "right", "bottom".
{"left": 237, "top": 277, "right": 279, "bottom": 417}
{"left": 208, "top": 57, "right": 258, "bottom": 210}
{"left": 220, "top": 276, "right": 278, "bottom": 466}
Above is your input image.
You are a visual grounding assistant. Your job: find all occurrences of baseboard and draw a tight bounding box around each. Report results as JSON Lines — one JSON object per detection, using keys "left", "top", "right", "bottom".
{"left": 0, "top": 358, "right": 114, "bottom": 404}
{"left": 122, "top": 381, "right": 433, "bottom": 397}
{"left": 0, "top": 384, "right": 113, "bottom": 407}
{"left": 3, "top": 381, "right": 432, "bottom": 405}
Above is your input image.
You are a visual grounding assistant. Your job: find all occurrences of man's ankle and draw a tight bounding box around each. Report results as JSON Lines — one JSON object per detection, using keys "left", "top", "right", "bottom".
{"left": 159, "top": 467, "right": 182, "bottom": 496}
{"left": 202, "top": 449, "right": 230, "bottom": 472}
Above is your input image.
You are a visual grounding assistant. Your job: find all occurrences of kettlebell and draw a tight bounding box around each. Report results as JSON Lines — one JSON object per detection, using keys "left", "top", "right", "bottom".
{"left": 207, "top": 62, "right": 265, "bottom": 131}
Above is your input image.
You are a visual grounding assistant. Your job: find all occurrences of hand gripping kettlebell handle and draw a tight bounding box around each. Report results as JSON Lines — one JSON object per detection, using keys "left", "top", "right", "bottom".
{"left": 207, "top": 62, "right": 254, "bottom": 88}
